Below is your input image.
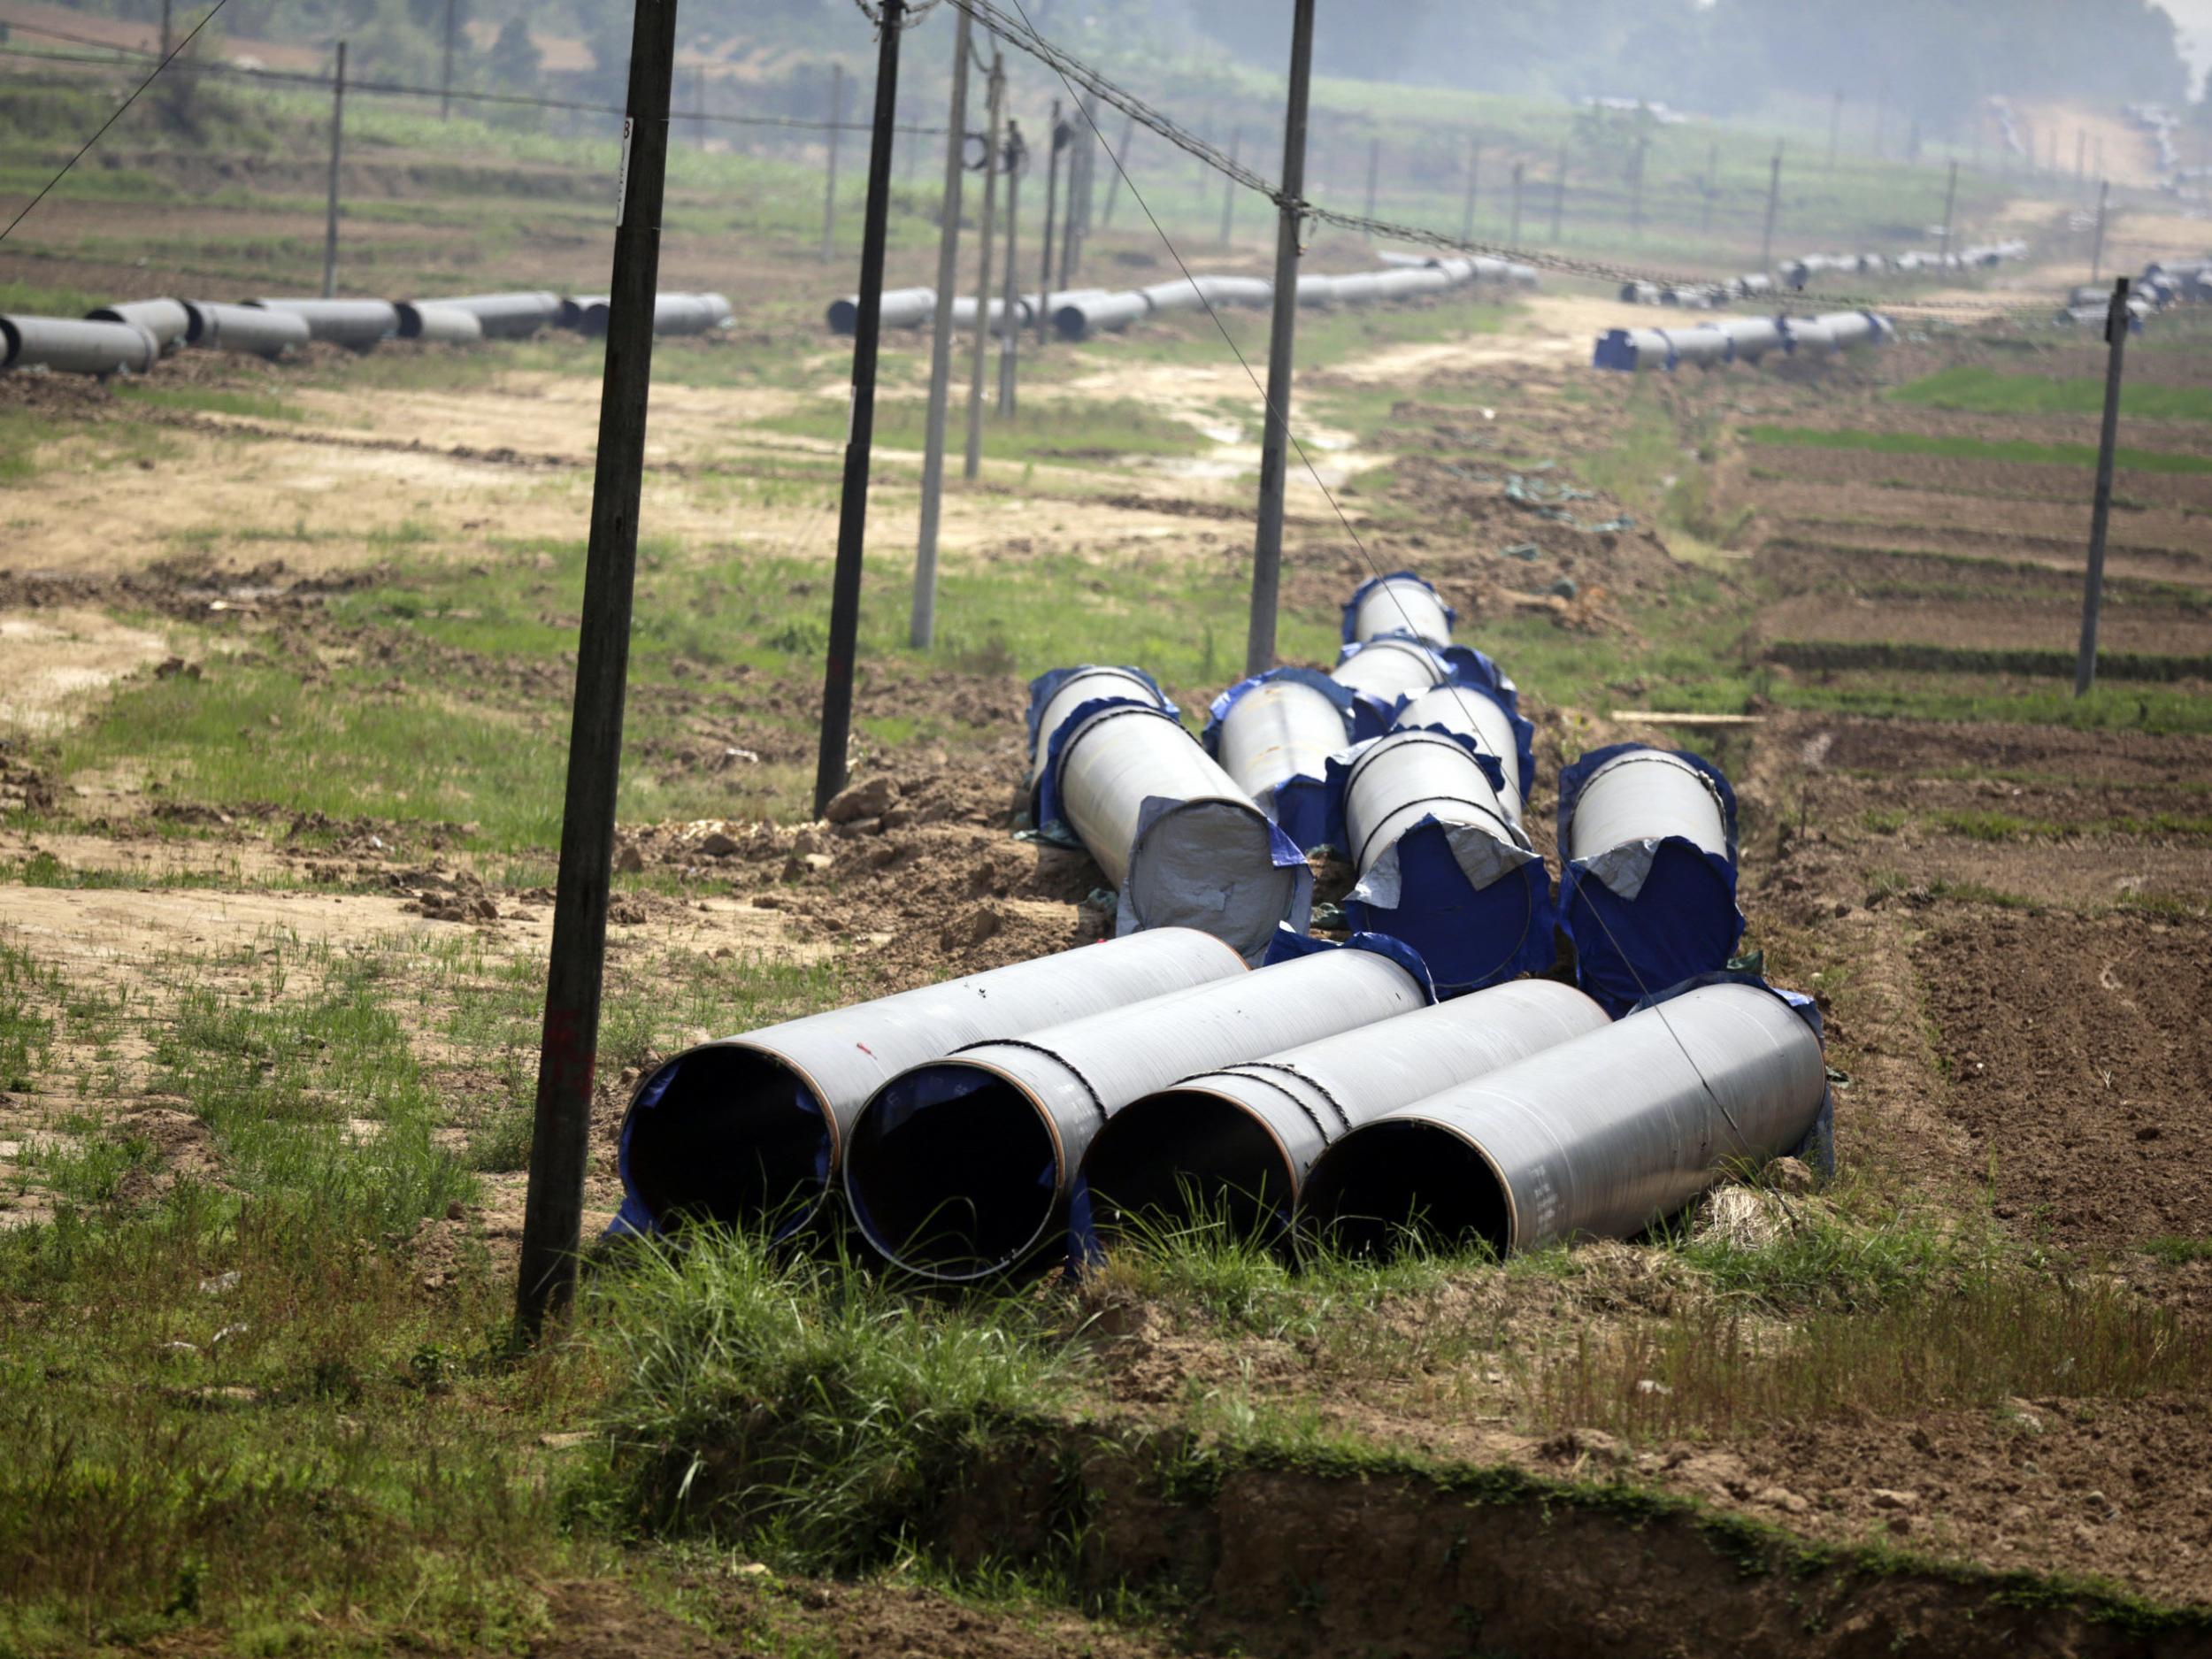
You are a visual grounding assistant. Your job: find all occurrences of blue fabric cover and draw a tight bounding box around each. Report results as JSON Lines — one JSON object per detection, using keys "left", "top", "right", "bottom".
{"left": 1337, "top": 635, "right": 1521, "bottom": 740}
{"left": 1202, "top": 666, "right": 1358, "bottom": 854}
{"left": 1556, "top": 743, "right": 1743, "bottom": 1017}
{"left": 1258, "top": 922, "right": 1439, "bottom": 1004}
{"left": 1340, "top": 570, "right": 1456, "bottom": 645}
{"left": 1025, "top": 664, "right": 1174, "bottom": 766}
{"left": 1033, "top": 698, "right": 1179, "bottom": 836}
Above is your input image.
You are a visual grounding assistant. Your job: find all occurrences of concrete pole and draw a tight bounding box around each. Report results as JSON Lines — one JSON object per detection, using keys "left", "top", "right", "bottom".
{"left": 441, "top": 0, "right": 457, "bottom": 119}
{"left": 1700, "top": 139, "right": 1717, "bottom": 236}
{"left": 963, "top": 50, "right": 1003, "bottom": 482}
{"left": 1219, "top": 126, "right": 1241, "bottom": 248}
{"left": 912, "top": 4, "right": 972, "bottom": 650}
{"left": 996, "top": 121, "right": 1023, "bottom": 415}
{"left": 2090, "top": 179, "right": 2109, "bottom": 282}
{"left": 1551, "top": 139, "right": 1567, "bottom": 242}
{"left": 1758, "top": 142, "right": 1783, "bottom": 274}
{"left": 1938, "top": 158, "right": 1957, "bottom": 262}
{"left": 1459, "top": 135, "right": 1479, "bottom": 241}
{"left": 1099, "top": 109, "right": 1133, "bottom": 228}
{"left": 1363, "top": 134, "right": 1379, "bottom": 224}
{"left": 320, "top": 42, "right": 346, "bottom": 300}
{"left": 1628, "top": 138, "right": 1644, "bottom": 238}
{"left": 1036, "top": 99, "right": 1060, "bottom": 349}
{"left": 1826, "top": 87, "right": 1841, "bottom": 172}
{"left": 1243, "top": 0, "right": 1315, "bottom": 679}
{"left": 820, "top": 63, "right": 843, "bottom": 262}
{"left": 2075, "top": 280, "right": 2131, "bottom": 696}
{"left": 1509, "top": 158, "right": 1524, "bottom": 243}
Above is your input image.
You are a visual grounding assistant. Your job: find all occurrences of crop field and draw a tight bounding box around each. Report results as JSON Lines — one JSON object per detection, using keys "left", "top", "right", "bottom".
{"left": 5, "top": 39, "right": 2212, "bottom": 1659}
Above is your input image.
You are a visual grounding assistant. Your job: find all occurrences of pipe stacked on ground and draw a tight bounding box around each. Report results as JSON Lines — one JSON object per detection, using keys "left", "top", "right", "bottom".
{"left": 1330, "top": 635, "right": 1519, "bottom": 739}
{"left": 612, "top": 927, "right": 1246, "bottom": 1240}
{"left": 181, "top": 301, "right": 311, "bottom": 359}
{"left": 1, "top": 315, "right": 159, "bottom": 377}
{"left": 1204, "top": 667, "right": 1358, "bottom": 853}
{"left": 844, "top": 941, "right": 1428, "bottom": 1279}
{"left": 1329, "top": 728, "right": 1554, "bottom": 995}
{"left": 1595, "top": 310, "right": 1892, "bottom": 372}
{"left": 245, "top": 297, "right": 400, "bottom": 352}
{"left": 1556, "top": 744, "right": 1741, "bottom": 1017}
{"left": 826, "top": 286, "right": 936, "bottom": 334}
{"left": 1343, "top": 570, "right": 1454, "bottom": 649}
{"left": 1389, "top": 682, "right": 1532, "bottom": 829}
{"left": 1025, "top": 664, "right": 1177, "bottom": 797}
{"left": 1075, "top": 976, "right": 1608, "bottom": 1246}
{"left": 1302, "top": 979, "right": 1828, "bottom": 1256}
{"left": 85, "top": 298, "right": 189, "bottom": 356}
{"left": 395, "top": 303, "right": 485, "bottom": 345}
{"left": 582, "top": 293, "right": 733, "bottom": 338}
{"left": 411, "top": 290, "right": 560, "bottom": 338}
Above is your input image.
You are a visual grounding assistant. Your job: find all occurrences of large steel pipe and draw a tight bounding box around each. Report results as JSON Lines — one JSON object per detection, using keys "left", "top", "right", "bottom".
{"left": 1294, "top": 273, "right": 1340, "bottom": 306}
{"left": 586, "top": 292, "right": 735, "bottom": 338}
{"left": 1594, "top": 326, "right": 1675, "bottom": 372}
{"left": 617, "top": 928, "right": 1246, "bottom": 1239}
{"left": 416, "top": 290, "right": 560, "bottom": 338}
{"left": 181, "top": 300, "right": 310, "bottom": 358}
{"left": 1194, "top": 275, "right": 1272, "bottom": 308}
{"left": 1661, "top": 326, "right": 1730, "bottom": 367}
{"left": 394, "top": 302, "right": 486, "bottom": 344}
{"left": 557, "top": 295, "right": 607, "bottom": 330}
{"left": 1329, "top": 272, "right": 1385, "bottom": 305}
{"left": 1205, "top": 667, "right": 1356, "bottom": 851}
{"left": 827, "top": 286, "right": 935, "bottom": 334}
{"left": 1557, "top": 744, "right": 1740, "bottom": 1016}
{"left": 1711, "top": 316, "right": 1786, "bottom": 363}
{"left": 1344, "top": 570, "right": 1453, "bottom": 647}
{"left": 1302, "top": 982, "right": 1827, "bottom": 1256}
{"left": 1779, "top": 316, "right": 1838, "bottom": 356}
{"left": 1, "top": 315, "right": 157, "bottom": 376}
{"left": 845, "top": 946, "right": 1426, "bottom": 1279}
{"left": 1053, "top": 292, "right": 1149, "bottom": 340}
{"left": 1811, "top": 310, "right": 1881, "bottom": 349}
{"left": 1026, "top": 664, "right": 1176, "bottom": 795}
{"left": 245, "top": 297, "right": 399, "bottom": 351}
{"left": 1391, "top": 683, "right": 1531, "bottom": 827}
{"left": 1332, "top": 636, "right": 1518, "bottom": 737}
{"left": 1076, "top": 978, "right": 1608, "bottom": 1244}
{"left": 1046, "top": 703, "right": 1311, "bottom": 964}
{"left": 1337, "top": 730, "right": 1552, "bottom": 995}
{"left": 85, "top": 298, "right": 188, "bottom": 354}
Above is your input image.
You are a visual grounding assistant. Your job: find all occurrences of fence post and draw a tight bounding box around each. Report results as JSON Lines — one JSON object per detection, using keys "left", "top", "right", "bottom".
{"left": 963, "top": 48, "right": 1003, "bottom": 481}
{"left": 912, "top": 2, "right": 972, "bottom": 650}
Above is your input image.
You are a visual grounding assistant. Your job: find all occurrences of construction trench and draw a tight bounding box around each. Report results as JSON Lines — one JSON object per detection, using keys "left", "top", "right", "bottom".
{"left": 617, "top": 568, "right": 1833, "bottom": 1281}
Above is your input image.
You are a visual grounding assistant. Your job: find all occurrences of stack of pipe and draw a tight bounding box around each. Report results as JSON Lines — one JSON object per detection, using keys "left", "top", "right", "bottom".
{"left": 1301, "top": 979, "right": 1828, "bottom": 1257}
{"left": 612, "top": 927, "right": 1248, "bottom": 1239}
{"left": 84, "top": 299, "right": 188, "bottom": 357}
{"left": 580, "top": 292, "right": 733, "bottom": 338}
{"left": 181, "top": 301, "right": 310, "bottom": 359}
{"left": 0, "top": 315, "right": 159, "bottom": 377}
{"left": 1074, "top": 976, "right": 1609, "bottom": 1245}
{"left": 245, "top": 297, "right": 399, "bottom": 352}
{"left": 1204, "top": 668, "right": 1358, "bottom": 854}
{"left": 1028, "top": 665, "right": 1311, "bottom": 964}
{"left": 1555, "top": 743, "right": 1741, "bottom": 1016}
{"left": 843, "top": 941, "right": 1429, "bottom": 1280}
{"left": 395, "top": 303, "right": 485, "bottom": 345}
{"left": 1594, "top": 309, "right": 1893, "bottom": 373}
{"left": 412, "top": 290, "right": 561, "bottom": 339}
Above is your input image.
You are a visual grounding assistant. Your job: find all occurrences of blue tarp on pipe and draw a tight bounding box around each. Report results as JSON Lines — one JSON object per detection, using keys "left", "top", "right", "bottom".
{"left": 1340, "top": 569, "right": 1456, "bottom": 646}
{"left": 1203, "top": 666, "right": 1360, "bottom": 854}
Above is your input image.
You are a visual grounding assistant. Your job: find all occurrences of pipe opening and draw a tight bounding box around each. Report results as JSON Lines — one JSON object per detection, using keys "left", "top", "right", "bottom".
{"left": 1079, "top": 1091, "right": 1295, "bottom": 1246}
{"left": 1302, "top": 1121, "right": 1509, "bottom": 1260}
{"left": 623, "top": 1047, "right": 834, "bottom": 1237}
{"left": 846, "top": 1065, "right": 1057, "bottom": 1277}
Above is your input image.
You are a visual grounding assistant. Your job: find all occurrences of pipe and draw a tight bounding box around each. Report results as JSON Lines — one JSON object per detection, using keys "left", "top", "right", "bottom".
{"left": 1778, "top": 315, "right": 1838, "bottom": 355}
{"left": 0, "top": 314, "right": 158, "bottom": 377}
{"left": 1709, "top": 316, "right": 1786, "bottom": 363}
{"left": 1194, "top": 275, "right": 1272, "bottom": 308}
{"left": 1052, "top": 291, "right": 1149, "bottom": 340}
{"left": 243, "top": 297, "right": 399, "bottom": 351}
{"left": 585, "top": 292, "right": 735, "bottom": 338}
{"left": 1343, "top": 569, "right": 1453, "bottom": 647}
{"left": 827, "top": 286, "right": 936, "bottom": 334}
{"left": 617, "top": 927, "right": 1246, "bottom": 1238}
{"left": 1334, "top": 729, "right": 1552, "bottom": 995}
{"left": 180, "top": 301, "right": 311, "bottom": 358}
{"left": 1390, "top": 683, "right": 1531, "bottom": 826}
{"left": 1301, "top": 981, "right": 1827, "bottom": 1256}
{"left": 1332, "top": 636, "right": 1518, "bottom": 737}
{"left": 84, "top": 298, "right": 188, "bottom": 354}
{"left": 1139, "top": 278, "right": 1209, "bottom": 315}
{"left": 1204, "top": 666, "right": 1356, "bottom": 851}
{"left": 1076, "top": 978, "right": 1608, "bottom": 1243}
{"left": 413, "top": 290, "right": 560, "bottom": 338}
{"left": 1042, "top": 702, "right": 1311, "bottom": 964}
{"left": 1025, "top": 663, "right": 1176, "bottom": 794}
{"left": 845, "top": 943, "right": 1426, "bottom": 1279}
{"left": 1593, "top": 326, "right": 1674, "bottom": 372}
{"left": 1294, "top": 273, "right": 1340, "bottom": 305}
{"left": 1328, "top": 272, "right": 1384, "bottom": 305}
{"left": 394, "top": 302, "right": 485, "bottom": 344}
{"left": 1557, "top": 744, "right": 1740, "bottom": 1017}
{"left": 950, "top": 295, "right": 1018, "bottom": 330}
{"left": 557, "top": 295, "right": 606, "bottom": 330}
{"left": 1812, "top": 310, "right": 1878, "bottom": 349}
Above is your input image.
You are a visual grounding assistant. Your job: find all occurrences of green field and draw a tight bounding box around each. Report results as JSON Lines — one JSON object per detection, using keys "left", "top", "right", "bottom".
{"left": 1894, "top": 366, "right": 2212, "bottom": 424}
{"left": 1743, "top": 422, "right": 2212, "bottom": 476}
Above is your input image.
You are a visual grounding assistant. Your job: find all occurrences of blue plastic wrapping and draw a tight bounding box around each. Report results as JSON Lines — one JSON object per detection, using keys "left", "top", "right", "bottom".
{"left": 1336, "top": 635, "right": 1522, "bottom": 740}
{"left": 1257, "top": 922, "right": 1438, "bottom": 1004}
{"left": 1203, "top": 666, "right": 1358, "bottom": 853}
{"left": 1025, "top": 664, "right": 1175, "bottom": 765}
{"left": 1557, "top": 743, "right": 1744, "bottom": 1018}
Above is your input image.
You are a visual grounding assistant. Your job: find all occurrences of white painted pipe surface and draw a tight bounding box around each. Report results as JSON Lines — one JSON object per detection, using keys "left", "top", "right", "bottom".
{"left": 181, "top": 301, "right": 310, "bottom": 357}
{"left": 1391, "top": 685, "right": 1526, "bottom": 825}
{"left": 0, "top": 315, "right": 158, "bottom": 376}
{"left": 85, "top": 298, "right": 188, "bottom": 353}
{"left": 1348, "top": 573, "right": 1453, "bottom": 647}
{"left": 826, "top": 286, "right": 936, "bottom": 334}
{"left": 245, "top": 297, "right": 399, "bottom": 351}
{"left": 395, "top": 302, "right": 485, "bottom": 344}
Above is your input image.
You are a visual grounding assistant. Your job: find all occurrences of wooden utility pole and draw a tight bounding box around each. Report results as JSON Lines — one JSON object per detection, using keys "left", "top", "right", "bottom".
{"left": 1036, "top": 98, "right": 1061, "bottom": 347}
{"left": 1758, "top": 143, "right": 1783, "bottom": 273}
{"left": 1938, "top": 158, "right": 1957, "bottom": 263}
{"left": 996, "top": 119, "right": 1025, "bottom": 415}
{"left": 820, "top": 63, "right": 844, "bottom": 262}
{"left": 2075, "top": 280, "right": 2131, "bottom": 696}
{"left": 812, "top": 0, "right": 909, "bottom": 817}
{"left": 912, "top": 3, "right": 972, "bottom": 650}
{"left": 1218, "top": 126, "right": 1241, "bottom": 248}
{"left": 515, "top": 0, "right": 679, "bottom": 1342}
{"left": 441, "top": 0, "right": 457, "bottom": 119}
{"left": 1459, "top": 136, "right": 1479, "bottom": 241}
{"left": 963, "top": 48, "right": 1003, "bottom": 481}
{"left": 320, "top": 42, "right": 346, "bottom": 300}
{"left": 1243, "top": 0, "right": 1314, "bottom": 678}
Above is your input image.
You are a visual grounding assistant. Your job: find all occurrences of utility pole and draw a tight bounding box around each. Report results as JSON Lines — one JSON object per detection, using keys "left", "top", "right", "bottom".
{"left": 1099, "top": 109, "right": 1133, "bottom": 228}
{"left": 1243, "top": 0, "right": 1315, "bottom": 678}
{"left": 1066, "top": 93, "right": 1099, "bottom": 274}
{"left": 1758, "top": 142, "right": 1783, "bottom": 274}
{"left": 1509, "top": 158, "right": 1524, "bottom": 243}
{"left": 1036, "top": 99, "right": 1061, "bottom": 348}
{"left": 1551, "top": 139, "right": 1567, "bottom": 242}
{"left": 1700, "top": 139, "right": 1717, "bottom": 236}
{"left": 441, "top": 0, "right": 457, "bottom": 119}
{"left": 963, "top": 48, "right": 1003, "bottom": 482}
{"left": 515, "top": 0, "right": 678, "bottom": 1343}
{"left": 1219, "top": 127, "right": 1241, "bottom": 248}
{"left": 694, "top": 65, "right": 707, "bottom": 151}
{"left": 2074, "top": 128, "right": 2086, "bottom": 194}
{"left": 2090, "top": 179, "right": 2109, "bottom": 282}
{"left": 1938, "top": 157, "right": 1957, "bottom": 263}
{"left": 1627, "top": 138, "right": 1644, "bottom": 238}
{"left": 1363, "top": 134, "right": 1379, "bottom": 223}
{"left": 160, "top": 0, "right": 173, "bottom": 62}
{"left": 820, "top": 62, "right": 844, "bottom": 263}
{"left": 1459, "top": 136, "right": 1479, "bottom": 241}
{"left": 2075, "top": 279, "right": 2131, "bottom": 697}
{"left": 320, "top": 42, "right": 346, "bottom": 300}
{"left": 1826, "top": 87, "right": 1841, "bottom": 172}
{"left": 812, "top": 0, "right": 909, "bottom": 818}
{"left": 996, "top": 120, "right": 1025, "bottom": 415}
{"left": 912, "top": 3, "right": 972, "bottom": 651}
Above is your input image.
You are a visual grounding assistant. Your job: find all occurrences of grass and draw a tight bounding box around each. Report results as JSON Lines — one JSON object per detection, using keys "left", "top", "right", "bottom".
{"left": 113, "top": 383, "right": 309, "bottom": 423}
{"left": 0, "top": 940, "right": 57, "bottom": 1093}
{"left": 762, "top": 395, "right": 1210, "bottom": 462}
{"left": 1767, "top": 672, "right": 2212, "bottom": 735}
{"left": 1742, "top": 423, "right": 2212, "bottom": 478}
{"left": 1893, "top": 366, "right": 2212, "bottom": 425}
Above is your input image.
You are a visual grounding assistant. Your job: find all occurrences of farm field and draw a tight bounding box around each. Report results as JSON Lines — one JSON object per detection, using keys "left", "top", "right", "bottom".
{"left": 4, "top": 50, "right": 2212, "bottom": 1658}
